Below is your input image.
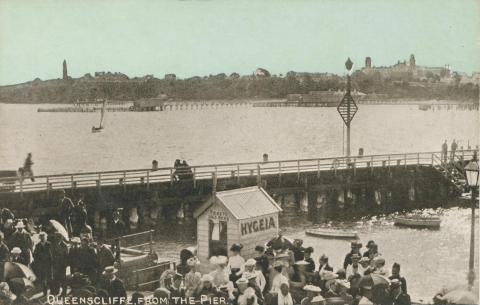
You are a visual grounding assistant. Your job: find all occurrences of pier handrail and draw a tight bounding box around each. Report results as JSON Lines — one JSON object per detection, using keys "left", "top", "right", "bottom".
{"left": 0, "top": 149, "right": 477, "bottom": 194}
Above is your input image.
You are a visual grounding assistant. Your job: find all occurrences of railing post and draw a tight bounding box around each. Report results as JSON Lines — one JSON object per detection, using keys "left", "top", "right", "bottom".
{"left": 146, "top": 171, "right": 150, "bottom": 190}
{"left": 388, "top": 155, "right": 391, "bottom": 170}
{"left": 297, "top": 160, "right": 300, "bottom": 180}
{"left": 46, "top": 177, "right": 50, "bottom": 197}
{"left": 257, "top": 165, "right": 261, "bottom": 187}
{"left": 317, "top": 159, "right": 321, "bottom": 178}
{"left": 404, "top": 154, "right": 407, "bottom": 168}
{"left": 193, "top": 168, "right": 197, "bottom": 189}
{"left": 417, "top": 153, "right": 420, "bottom": 165}
{"left": 170, "top": 169, "right": 174, "bottom": 186}
{"left": 353, "top": 159, "right": 356, "bottom": 176}
{"left": 123, "top": 171, "right": 127, "bottom": 192}
{"left": 212, "top": 172, "right": 217, "bottom": 195}
{"left": 149, "top": 230, "right": 154, "bottom": 254}
{"left": 236, "top": 165, "right": 240, "bottom": 184}
{"left": 97, "top": 173, "right": 101, "bottom": 188}
{"left": 278, "top": 162, "right": 282, "bottom": 183}
{"left": 431, "top": 153, "right": 434, "bottom": 166}
{"left": 71, "top": 175, "right": 75, "bottom": 189}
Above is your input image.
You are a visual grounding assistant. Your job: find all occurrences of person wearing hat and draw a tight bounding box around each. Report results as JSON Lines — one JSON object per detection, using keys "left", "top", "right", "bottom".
{"left": 50, "top": 231, "right": 69, "bottom": 296}
{"left": 325, "top": 280, "right": 353, "bottom": 304}
{"left": 254, "top": 245, "right": 270, "bottom": 276}
{"left": 270, "top": 261, "right": 289, "bottom": 294}
{"left": 68, "top": 237, "right": 82, "bottom": 274}
{"left": 78, "top": 237, "right": 99, "bottom": 284}
{"left": 32, "top": 231, "right": 52, "bottom": 296}
{"left": 244, "top": 258, "right": 266, "bottom": 293}
{"left": 9, "top": 220, "right": 32, "bottom": 266}
{"left": 96, "top": 239, "right": 115, "bottom": 277}
{"left": 318, "top": 271, "right": 338, "bottom": 296}
{"left": 312, "top": 254, "right": 333, "bottom": 287}
{"left": 238, "top": 287, "right": 259, "bottom": 305}
{"left": 266, "top": 229, "right": 292, "bottom": 254}
{"left": 0, "top": 232, "right": 10, "bottom": 264}
{"left": 168, "top": 272, "right": 185, "bottom": 298}
{"left": 372, "top": 257, "right": 388, "bottom": 276}
{"left": 346, "top": 253, "right": 364, "bottom": 279}
{"left": 301, "top": 285, "right": 323, "bottom": 305}
{"left": 10, "top": 247, "right": 22, "bottom": 264}
{"left": 0, "top": 282, "right": 16, "bottom": 303}
{"left": 109, "top": 209, "right": 126, "bottom": 238}
{"left": 58, "top": 189, "right": 74, "bottom": 235}
{"left": 244, "top": 272, "right": 265, "bottom": 305}
{"left": 72, "top": 194, "right": 88, "bottom": 237}
{"left": 343, "top": 241, "right": 362, "bottom": 270}
{"left": 389, "top": 279, "right": 411, "bottom": 305}
{"left": 389, "top": 263, "right": 407, "bottom": 294}
{"left": 185, "top": 257, "right": 202, "bottom": 298}
{"left": 292, "top": 239, "right": 305, "bottom": 262}
{"left": 197, "top": 274, "right": 218, "bottom": 302}
{"left": 103, "top": 266, "right": 126, "bottom": 305}
{"left": 270, "top": 283, "right": 293, "bottom": 305}
{"left": 358, "top": 257, "right": 372, "bottom": 276}
{"left": 364, "top": 243, "right": 380, "bottom": 264}
{"left": 303, "top": 247, "right": 315, "bottom": 274}
{"left": 228, "top": 243, "right": 245, "bottom": 284}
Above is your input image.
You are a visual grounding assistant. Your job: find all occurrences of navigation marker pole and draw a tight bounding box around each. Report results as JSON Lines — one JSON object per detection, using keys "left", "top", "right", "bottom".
{"left": 337, "top": 58, "right": 358, "bottom": 164}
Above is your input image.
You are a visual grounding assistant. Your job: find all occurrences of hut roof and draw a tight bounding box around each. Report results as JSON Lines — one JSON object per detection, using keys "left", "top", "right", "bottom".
{"left": 194, "top": 186, "right": 282, "bottom": 220}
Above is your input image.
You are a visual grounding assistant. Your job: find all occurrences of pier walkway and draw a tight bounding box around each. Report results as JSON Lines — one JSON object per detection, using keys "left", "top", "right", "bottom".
{"left": 0, "top": 150, "right": 477, "bottom": 196}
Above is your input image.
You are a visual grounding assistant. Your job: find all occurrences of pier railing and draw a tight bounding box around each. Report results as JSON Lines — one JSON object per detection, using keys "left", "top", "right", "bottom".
{"left": 0, "top": 150, "right": 477, "bottom": 194}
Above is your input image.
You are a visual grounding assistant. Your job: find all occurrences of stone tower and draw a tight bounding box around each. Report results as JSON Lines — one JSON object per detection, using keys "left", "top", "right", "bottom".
{"left": 63, "top": 59, "right": 68, "bottom": 80}
{"left": 365, "top": 57, "right": 372, "bottom": 68}
{"left": 409, "top": 54, "right": 416, "bottom": 68}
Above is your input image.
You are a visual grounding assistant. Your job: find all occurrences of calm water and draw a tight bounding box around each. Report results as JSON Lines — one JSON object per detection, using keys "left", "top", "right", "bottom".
{"left": 0, "top": 102, "right": 479, "bottom": 301}
{"left": 0, "top": 103, "right": 478, "bottom": 174}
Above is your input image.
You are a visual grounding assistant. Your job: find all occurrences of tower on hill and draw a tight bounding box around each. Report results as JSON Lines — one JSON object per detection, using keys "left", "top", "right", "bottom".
{"left": 63, "top": 59, "right": 68, "bottom": 80}
{"left": 409, "top": 54, "right": 416, "bottom": 68}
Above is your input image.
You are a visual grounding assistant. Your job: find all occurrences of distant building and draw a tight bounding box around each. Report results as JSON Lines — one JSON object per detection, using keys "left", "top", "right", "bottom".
{"left": 255, "top": 68, "right": 271, "bottom": 78}
{"left": 362, "top": 54, "right": 450, "bottom": 80}
{"left": 365, "top": 57, "right": 372, "bottom": 69}
{"left": 62, "top": 60, "right": 68, "bottom": 80}
{"left": 165, "top": 73, "right": 176, "bottom": 81}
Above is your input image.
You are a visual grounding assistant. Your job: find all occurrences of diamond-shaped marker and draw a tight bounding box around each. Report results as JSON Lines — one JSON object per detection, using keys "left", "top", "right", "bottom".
{"left": 337, "top": 93, "right": 358, "bottom": 125}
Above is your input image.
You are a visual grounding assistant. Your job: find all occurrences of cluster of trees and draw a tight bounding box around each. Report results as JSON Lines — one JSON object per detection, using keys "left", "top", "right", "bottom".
{"left": 0, "top": 71, "right": 478, "bottom": 103}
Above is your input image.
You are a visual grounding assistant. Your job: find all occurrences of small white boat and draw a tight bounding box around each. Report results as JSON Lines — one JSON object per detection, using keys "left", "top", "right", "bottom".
{"left": 394, "top": 216, "right": 441, "bottom": 229}
{"left": 305, "top": 228, "right": 359, "bottom": 239}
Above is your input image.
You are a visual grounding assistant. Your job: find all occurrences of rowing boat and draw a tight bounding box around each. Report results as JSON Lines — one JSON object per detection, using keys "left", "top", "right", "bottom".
{"left": 394, "top": 216, "right": 441, "bottom": 229}
{"left": 305, "top": 228, "right": 359, "bottom": 239}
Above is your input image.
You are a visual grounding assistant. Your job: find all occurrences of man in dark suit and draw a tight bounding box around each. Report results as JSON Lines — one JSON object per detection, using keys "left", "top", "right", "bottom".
{"left": 109, "top": 210, "right": 126, "bottom": 238}
{"left": 343, "top": 241, "right": 361, "bottom": 270}
{"left": 33, "top": 232, "right": 52, "bottom": 296}
{"left": 96, "top": 240, "right": 115, "bottom": 275}
{"left": 389, "top": 279, "right": 411, "bottom": 305}
{"left": 50, "top": 232, "right": 69, "bottom": 296}
{"left": 78, "top": 238, "right": 99, "bottom": 284}
{"left": 389, "top": 263, "right": 407, "bottom": 294}
{"left": 103, "top": 266, "right": 127, "bottom": 305}
{"left": 9, "top": 221, "right": 33, "bottom": 266}
{"left": 0, "top": 232, "right": 10, "bottom": 263}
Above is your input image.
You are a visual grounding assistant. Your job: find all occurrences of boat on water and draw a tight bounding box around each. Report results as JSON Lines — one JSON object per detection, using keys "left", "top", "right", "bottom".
{"left": 394, "top": 216, "right": 441, "bottom": 229}
{"left": 91, "top": 99, "right": 106, "bottom": 133}
{"left": 305, "top": 228, "right": 359, "bottom": 239}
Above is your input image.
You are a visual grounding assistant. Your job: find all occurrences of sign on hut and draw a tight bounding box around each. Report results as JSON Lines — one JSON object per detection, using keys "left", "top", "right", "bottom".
{"left": 193, "top": 186, "right": 282, "bottom": 263}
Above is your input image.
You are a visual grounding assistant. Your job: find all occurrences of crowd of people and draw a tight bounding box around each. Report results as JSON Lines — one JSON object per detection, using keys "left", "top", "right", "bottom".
{"left": 155, "top": 230, "right": 411, "bottom": 305}
{"left": 0, "top": 189, "right": 130, "bottom": 305}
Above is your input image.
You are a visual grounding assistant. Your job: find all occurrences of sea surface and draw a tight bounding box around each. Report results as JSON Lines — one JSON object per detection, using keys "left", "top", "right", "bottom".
{"left": 0, "top": 102, "right": 478, "bottom": 175}
{"left": 0, "top": 102, "right": 479, "bottom": 301}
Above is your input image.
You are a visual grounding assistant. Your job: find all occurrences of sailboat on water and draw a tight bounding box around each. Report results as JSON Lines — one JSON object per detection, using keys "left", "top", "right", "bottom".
{"left": 92, "top": 99, "right": 106, "bottom": 133}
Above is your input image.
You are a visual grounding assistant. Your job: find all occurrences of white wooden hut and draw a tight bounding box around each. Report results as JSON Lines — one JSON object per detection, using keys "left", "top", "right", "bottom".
{"left": 193, "top": 186, "right": 282, "bottom": 263}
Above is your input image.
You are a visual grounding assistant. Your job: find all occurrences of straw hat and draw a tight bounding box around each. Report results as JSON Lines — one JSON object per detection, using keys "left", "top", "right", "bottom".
{"left": 336, "top": 279, "right": 351, "bottom": 289}
{"left": 216, "top": 256, "right": 228, "bottom": 265}
{"left": 303, "top": 285, "right": 322, "bottom": 293}
{"left": 295, "top": 260, "right": 310, "bottom": 266}
{"left": 14, "top": 222, "right": 25, "bottom": 229}
{"left": 10, "top": 247, "right": 21, "bottom": 255}
{"left": 245, "top": 258, "right": 257, "bottom": 267}
{"left": 320, "top": 271, "right": 338, "bottom": 281}
{"left": 102, "top": 266, "right": 118, "bottom": 275}
{"left": 71, "top": 237, "right": 81, "bottom": 244}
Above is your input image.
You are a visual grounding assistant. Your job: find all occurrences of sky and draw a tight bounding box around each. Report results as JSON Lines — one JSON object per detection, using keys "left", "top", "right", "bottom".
{"left": 0, "top": 0, "right": 479, "bottom": 85}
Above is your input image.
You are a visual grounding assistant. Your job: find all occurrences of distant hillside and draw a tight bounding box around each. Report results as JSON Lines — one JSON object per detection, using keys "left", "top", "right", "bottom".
{"left": 0, "top": 71, "right": 478, "bottom": 104}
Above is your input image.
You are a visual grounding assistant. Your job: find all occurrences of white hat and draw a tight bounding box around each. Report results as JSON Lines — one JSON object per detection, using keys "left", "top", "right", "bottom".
{"left": 216, "top": 256, "right": 228, "bottom": 265}
{"left": 295, "top": 260, "right": 310, "bottom": 266}
{"left": 14, "top": 222, "right": 25, "bottom": 229}
{"left": 336, "top": 279, "right": 350, "bottom": 289}
{"left": 245, "top": 258, "right": 257, "bottom": 266}
{"left": 303, "top": 285, "right": 322, "bottom": 292}
{"left": 102, "top": 266, "right": 118, "bottom": 275}
{"left": 209, "top": 256, "right": 218, "bottom": 265}
{"left": 11, "top": 247, "right": 21, "bottom": 255}
{"left": 320, "top": 271, "right": 338, "bottom": 281}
